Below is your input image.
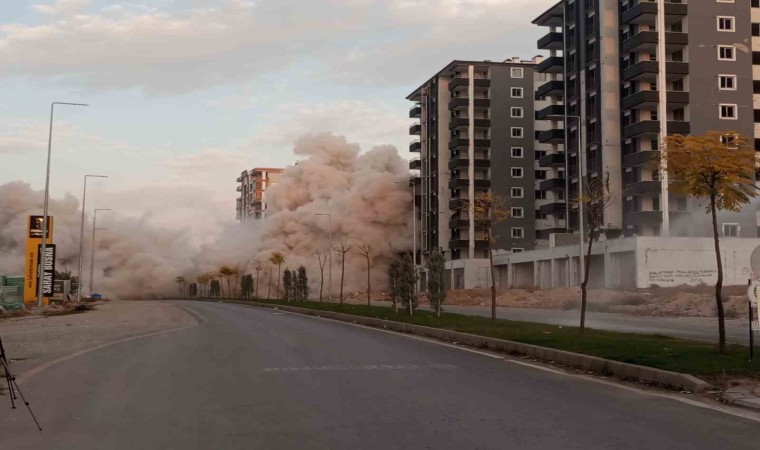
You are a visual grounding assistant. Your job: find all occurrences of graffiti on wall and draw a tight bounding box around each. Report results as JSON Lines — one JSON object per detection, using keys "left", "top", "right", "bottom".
{"left": 647, "top": 268, "right": 717, "bottom": 285}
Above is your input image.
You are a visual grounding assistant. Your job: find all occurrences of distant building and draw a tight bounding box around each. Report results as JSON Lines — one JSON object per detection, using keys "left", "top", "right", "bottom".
{"left": 236, "top": 168, "right": 283, "bottom": 221}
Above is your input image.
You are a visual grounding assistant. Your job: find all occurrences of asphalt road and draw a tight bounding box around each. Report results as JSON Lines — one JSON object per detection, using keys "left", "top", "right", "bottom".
{"left": 1, "top": 301, "right": 758, "bottom": 449}
{"left": 436, "top": 304, "right": 750, "bottom": 344}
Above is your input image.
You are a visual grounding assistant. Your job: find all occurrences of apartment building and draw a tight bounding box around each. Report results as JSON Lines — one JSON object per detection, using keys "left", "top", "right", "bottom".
{"left": 533, "top": 0, "right": 759, "bottom": 239}
{"left": 407, "top": 58, "right": 553, "bottom": 288}
{"left": 236, "top": 168, "right": 283, "bottom": 221}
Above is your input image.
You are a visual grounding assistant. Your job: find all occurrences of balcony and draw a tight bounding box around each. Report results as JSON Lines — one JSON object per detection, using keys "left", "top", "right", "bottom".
{"left": 621, "top": 2, "right": 687, "bottom": 26}
{"left": 409, "top": 123, "right": 421, "bottom": 135}
{"left": 410, "top": 175, "right": 421, "bottom": 185}
{"left": 449, "top": 138, "right": 491, "bottom": 150}
{"left": 449, "top": 78, "right": 491, "bottom": 91}
{"left": 537, "top": 31, "right": 563, "bottom": 50}
{"left": 449, "top": 219, "right": 470, "bottom": 229}
{"left": 537, "top": 128, "right": 565, "bottom": 144}
{"left": 624, "top": 180, "right": 662, "bottom": 196}
{"left": 450, "top": 199, "right": 468, "bottom": 210}
{"left": 409, "top": 140, "right": 421, "bottom": 152}
{"left": 409, "top": 158, "right": 421, "bottom": 170}
{"left": 409, "top": 104, "right": 421, "bottom": 118}
{"left": 622, "top": 31, "right": 688, "bottom": 54}
{"left": 535, "top": 104, "right": 565, "bottom": 120}
{"left": 449, "top": 98, "right": 491, "bottom": 110}
{"left": 449, "top": 179, "right": 491, "bottom": 190}
{"left": 539, "top": 177, "right": 565, "bottom": 191}
{"left": 449, "top": 158, "right": 491, "bottom": 170}
{"left": 537, "top": 56, "right": 564, "bottom": 74}
{"left": 449, "top": 240, "right": 489, "bottom": 250}
{"left": 622, "top": 120, "right": 690, "bottom": 139}
{"left": 622, "top": 61, "right": 688, "bottom": 82}
{"left": 623, "top": 150, "right": 659, "bottom": 168}
{"left": 621, "top": 90, "right": 690, "bottom": 110}
{"left": 236, "top": 186, "right": 242, "bottom": 192}
{"left": 626, "top": 211, "right": 663, "bottom": 225}
{"left": 536, "top": 80, "right": 564, "bottom": 99}
{"left": 449, "top": 118, "right": 491, "bottom": 130}
{"left": 539, "top": 202, "right": 566, "bottom": 216}
{"left": 538, "top": 152, "right": 566, "bottom": 168}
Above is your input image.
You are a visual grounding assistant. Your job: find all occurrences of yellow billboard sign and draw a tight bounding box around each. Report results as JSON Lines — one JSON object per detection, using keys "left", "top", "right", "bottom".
{"left": 24, "top": 216, "right": 54, "bottom": 304}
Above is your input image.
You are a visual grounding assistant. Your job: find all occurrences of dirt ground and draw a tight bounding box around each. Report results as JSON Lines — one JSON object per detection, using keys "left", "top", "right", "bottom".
{"left": 344, "top": 284, "right": 751, "bottom": 318}
{"left": 0, "top": 300, "right": 197, "bottom": 370}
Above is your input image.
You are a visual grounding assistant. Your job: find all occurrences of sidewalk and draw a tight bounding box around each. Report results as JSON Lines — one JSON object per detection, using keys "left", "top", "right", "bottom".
{"left": 722, "top": 380, "right": 760, "bottom": 411}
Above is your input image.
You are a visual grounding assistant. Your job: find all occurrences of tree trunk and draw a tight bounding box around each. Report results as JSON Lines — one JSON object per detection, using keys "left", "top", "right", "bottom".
{"left": 580, "top": 226, "right": 595, "bottom": 335}
{"left": 226, "top": 279, "right": 231, "bottom": 299}
{"left": 255, "top": 270, "right": 260, "bottom": 300}
{"left": 710, "top": 194, "right": 727, "bottom": 354}
{"left": 366, "top": 256, "right": 371, "bottom": 306}
{"left": 277, "top": 265, "right": 282, "bottom": 300}
{"left": 319, "top": 264, "right": 324, "bottom": 302}
{"left": 267, "top": 268, "right": 272, "bottom": 299}
{"left": 488, "top": 240, "right": 496, "bottom": 325}
{"left": 340, "top": 256, "right": 345, "bottom": 305}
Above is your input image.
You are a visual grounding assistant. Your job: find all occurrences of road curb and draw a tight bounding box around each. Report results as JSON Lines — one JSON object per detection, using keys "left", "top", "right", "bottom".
{"left": 215, "top": 299, "right": 712, "bottom": 393}
{"left": 722, "top": 389, "right": 760, "bottom": 412}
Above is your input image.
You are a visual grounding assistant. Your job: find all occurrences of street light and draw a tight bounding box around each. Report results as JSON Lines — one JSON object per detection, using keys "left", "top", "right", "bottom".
{"left": 38, "top": 101, "right": 89, "bottom": 307}
{"left": 566, "top": 114, "right": 584, "bottom": 284}
{"left": 77, "top": 175, "right": 108, "bottom": 302}
{"left": 315, "top": 213, "right": 333, "bottom": 300}
{"left": 394, "top": 180, "right": 418, "bottom": 293}
{"left": 89, "top": 208, "right": 111, "bottom": 298}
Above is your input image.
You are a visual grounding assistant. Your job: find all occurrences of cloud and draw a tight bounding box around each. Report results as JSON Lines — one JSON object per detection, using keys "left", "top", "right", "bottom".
{"left": 0, "top": 119, "right": 131, "bottom": 155}
{"left": 2, "top": 0, "right": 556, "bottom": 93}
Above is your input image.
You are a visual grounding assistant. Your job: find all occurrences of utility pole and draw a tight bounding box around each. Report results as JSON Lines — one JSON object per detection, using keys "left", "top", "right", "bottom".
{"left": 77, "top": 175, "right": 107, "bottom": 302}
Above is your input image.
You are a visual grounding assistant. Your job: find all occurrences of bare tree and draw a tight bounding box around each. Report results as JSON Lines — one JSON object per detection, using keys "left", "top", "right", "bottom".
{"left": 314, "top": 253, "right": 328, "bottom": 302}
{"left": 466, "top": 191, "right": 510, "bottom": 325}
{"left": 334, "top": 242, "right": 353, "bottom": 305}
{"left": 356, "top": 242, "right": 374, "bottom": 306}
{"left": 574, "top": 174, "right": 614, "bottom": 335}
{"left": 254, "top": 262, "right": 263, "bottom": 300}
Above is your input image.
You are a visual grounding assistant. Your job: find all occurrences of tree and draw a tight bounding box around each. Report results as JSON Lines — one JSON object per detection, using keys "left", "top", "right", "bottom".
{"left": 334, "top": 242, "right": 352, "bottom": 305}
{"left": 188, "top": 282, "right": 198, "bottom": 298}
{"left": 240, "top": 274, "right": 253, "bottom": 299}
{"left": 254, "top": 262, "right": 263, "bottom": 300}
{"left": 574, "top": 174, "right": 613, "bottom": 335}
{"left": 356, "top": 242, "right": 374, "bottom": 306}
{"left": 468, "top": 191, "right": 510, "bottom": 325}
{"left": 283, "top": 268, "right": 293, "bottom": 302}
{"left": 205, "top": 272, "right": 215, "bottom": 298}
{"left": 658, "top": 132, "right": 758, "bottom": 353}
{"left": 232, "top": 267, "right": 240, "bottom": 298}
{"left": 196, "top": 275, "right": 206, "bottom": 297}
{"left": 427, "top": 248, "right": 446, "bottom": 317}
{"left": 297, "top": 266, "right": 309, "bottom": 301}
{"left": 388, "top": 257, "right": 401, "bottom": 313}
{"left": 209, "top": 279, "right": 221, "bottom": 298}
{"left": 397, "top": 253, "right": 417, "bottom": 315}
{"left": 314, "top": 253, "right": 328, "bottom": 302}
{"left": 219, "top": 266, "right": 235, "bottom": 299}
{"left": 269, "top": 252, "right": 286, "bottom": 299}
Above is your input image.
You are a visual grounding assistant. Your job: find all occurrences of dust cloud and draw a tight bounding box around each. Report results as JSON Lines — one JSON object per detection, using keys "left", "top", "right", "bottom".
{"left": 0, "top": 134, "right": 412, "bottom": 299}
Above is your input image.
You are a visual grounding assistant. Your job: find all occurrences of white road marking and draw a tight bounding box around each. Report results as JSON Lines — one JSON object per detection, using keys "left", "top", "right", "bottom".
{"left": 263, "top": 363, "right": 456, "bottom": 373}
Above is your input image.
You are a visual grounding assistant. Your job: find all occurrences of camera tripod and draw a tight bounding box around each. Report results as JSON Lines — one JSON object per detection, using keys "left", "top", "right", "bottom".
{"left": 0, "top": 335, "right": 42, "bottom": 431}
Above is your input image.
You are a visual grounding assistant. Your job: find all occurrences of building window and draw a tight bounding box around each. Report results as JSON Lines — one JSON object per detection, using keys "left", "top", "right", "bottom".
{"left": 717, "top": 16, "right": 735, "bottom": 32}
{"left": 754, "top": 52, "right": 760, "bottom": 65}
{"left": 718, "top": 45, "right": 736, "bottom": 61}
{"left": 511, "top": 147, "right": 524, "bottom": 158}
{"left": 511, "top": 248, "right": 524, "bottom": 253}
{"left": 511, "top": 68, "right": 524, "bottom": 78}
{"left": 535, "top": 170, "right": 547, "bottom": 180}
{"left": 511, "top": 167, "right": 524, "bottom": 178}
{"left": 511, "top": 127, "right": 524, "bottom": 138}
{"left": 719, "top": 75, "right": 736, "bottom": 90}
{"left": 535, "top": 190, "right": 547, "bottom": 200}
{"left": 753, "top": 23, "right": 760, "bottom": 37}
{"left": 511, "top": 207, "right": 524, "bottom": 218}
{"left": 511, "top": 87, "right": 524, "bottom": 98}
{"left": 511, "top": 228, "right": 524, "bottom": 238}
{"left": 723, "top": 223, "right": 740, "bottom": 237}
{"left": 511, "top": 187, "right": 524, "bottom": 198}
{"left": 719, "top": 104, "right": 737, "bottom": 120}
{"left": 510, "top": 107, "right": 524, "bottom": 118}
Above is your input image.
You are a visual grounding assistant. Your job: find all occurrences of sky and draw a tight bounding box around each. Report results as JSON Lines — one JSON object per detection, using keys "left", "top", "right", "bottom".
{"left": 0, "top": 0, "right": 555, "bottom": 241}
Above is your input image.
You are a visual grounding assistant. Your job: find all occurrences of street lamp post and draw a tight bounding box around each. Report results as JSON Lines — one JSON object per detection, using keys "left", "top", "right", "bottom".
{"left": 566, "top": 115, "right": 584, "bottom": 284}
{"left": 89, "top": 208, "right": 111, "bottom": 298}
{"left": 394, "top": 180, "right": 418, "bottom": 292}
{"left": 38, "top": 102, "right": 89, "bottom": 307}
{"left": 315, "top": 213, "right": 333, "bottom": 301}
{"left": 77, "top": 175, "right": 107, "bottom": 302}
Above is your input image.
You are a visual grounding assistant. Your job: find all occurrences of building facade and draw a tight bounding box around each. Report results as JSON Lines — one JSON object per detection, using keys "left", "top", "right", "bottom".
{"left": 533, "top": 0, "right": 759, "bottom": 240}
{"left": 236, "top": 168, "right": 283, "bottom": 221}
{"left": 408, "top": 58, "right": 556, "bottom": 288}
